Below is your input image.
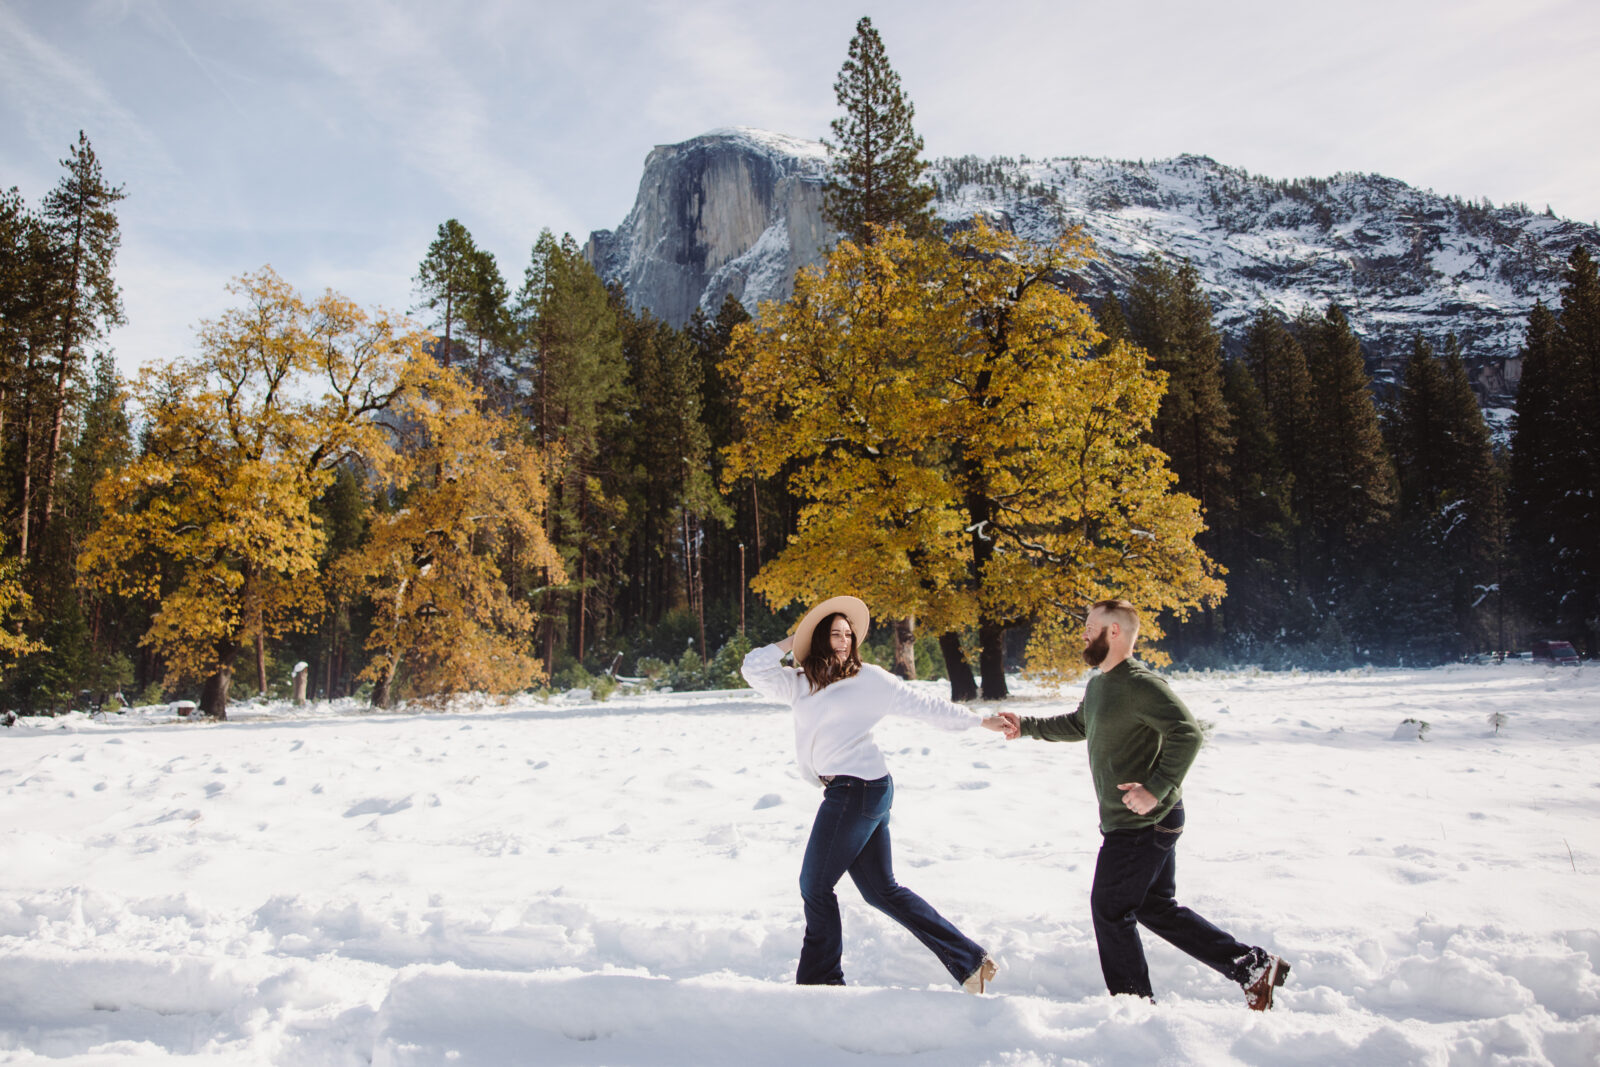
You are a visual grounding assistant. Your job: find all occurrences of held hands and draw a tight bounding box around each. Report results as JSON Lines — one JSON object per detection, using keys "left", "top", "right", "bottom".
{"left": 981, "top": 712, "right": 1022, "bottom": 740}
{"left": 1117, "top": 782, "right": 1158, "bottom": 815}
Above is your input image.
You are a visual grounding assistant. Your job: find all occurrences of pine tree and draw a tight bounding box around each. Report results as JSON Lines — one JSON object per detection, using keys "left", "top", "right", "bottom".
{"left": 1396, "top": 335, "right": 1450, "bottom": 515}
{"left": 36, "top": 132, "right": 125, "bottom": 551}
{"left": 24, "top": 353, "right": 136, "bottom": 708}
{"left": 822, "top": 16, "right": 936, "bottom": 245}
{"left": 462, "top": 246, "right": 511, "bottom": 398}
{"left": 513, "top": 231, "right": 630, "bottom": 674}
{"left": 1125, "top": 256, "right": 1234, "bottom": 653}
{"left": 1388, "top": 334, "right": 1498, "bottom": 659}
{"left": 1242, "top": 309, "right": 1315, "bottom": 622}
{"left": 1096, "top": 292, "right": 1129, "bottom": 352}
{"left": 1511, "top": 247, "right": 1600, "bottom": 652}
{"left": 685, "top": 293, "right": 780, "bottom": 655}
{"left": 414, "top": 219, "right": 481, "bottom": 368}
{"left": 304, "top": 465, "right": 371, "bottom": 701}
{"left": 0, "top": 187, "right": 57, "bottom": 560}
{"left": 618, "top": 306, "right": 729, "bottom": 659}
{"left": 1508, "top": 302, "right": 1564, "bottom": 632}
{"left": 1555, "top": 247, "right": 1600, "bottom": 654}
{"left": 1296, "top": 305, "right": 1396, "bottom": 583}
{"left": 1214, "top": 358, "right": 1294, "bottom": 646}
{"left": 1126, "top": 256, "right": 1234, "bottom": 520}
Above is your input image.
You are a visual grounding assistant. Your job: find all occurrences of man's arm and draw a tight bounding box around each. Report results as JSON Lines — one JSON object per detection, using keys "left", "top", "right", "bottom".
{"left": 1135, "top": 679, "right": 1203, "bottom": 800}
{"left": 1008, "top": 703, "right": 1087, "bottom": 742}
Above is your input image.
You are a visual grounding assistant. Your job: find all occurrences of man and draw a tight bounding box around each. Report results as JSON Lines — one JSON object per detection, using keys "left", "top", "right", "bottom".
{"left": 997, "top": 599, "right": 1289, "bottom": 1009}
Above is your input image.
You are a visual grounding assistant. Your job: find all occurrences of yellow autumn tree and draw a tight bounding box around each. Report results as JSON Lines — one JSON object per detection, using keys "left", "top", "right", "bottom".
{"left": 79, "top": 269, "right": 419, "bottom": 718}
{"left": 339, "top": 359, "right": 563, "bottom": 706}
{"left": 0, "top": 550, "right": 47, "bottom": 686}
{"left": 723, "top": 222, "right": 1223, "bottom": 699}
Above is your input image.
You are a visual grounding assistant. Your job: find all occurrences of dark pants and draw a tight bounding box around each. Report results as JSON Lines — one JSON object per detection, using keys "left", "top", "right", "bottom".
{"left": 1089, "top": 803, "right": 1259, "bottom": 997}
{"left": 796, "top": 774, "right": 986, "bottom": 986}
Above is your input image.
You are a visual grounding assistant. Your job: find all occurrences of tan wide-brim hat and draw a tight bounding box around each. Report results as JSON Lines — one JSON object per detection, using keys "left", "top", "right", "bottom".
{"left": 792, "top": 595, "right": 871, "bottom": 663}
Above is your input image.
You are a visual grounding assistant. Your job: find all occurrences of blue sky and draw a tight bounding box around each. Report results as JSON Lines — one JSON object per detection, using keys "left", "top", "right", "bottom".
{"left": 2, "top": 0, "right": 1596, "bottom": 374}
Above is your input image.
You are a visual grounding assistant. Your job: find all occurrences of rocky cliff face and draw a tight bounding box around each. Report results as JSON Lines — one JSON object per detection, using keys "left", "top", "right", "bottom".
{"left": 585, "top": 128, "right": 831, "bottom": 328}
{"left": 589, "top": 129, "right": 1599, "bottom": 401}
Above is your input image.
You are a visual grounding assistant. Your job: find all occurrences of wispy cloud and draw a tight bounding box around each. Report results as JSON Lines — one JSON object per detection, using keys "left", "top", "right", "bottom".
{"left": 0, "top": 1, "right": 173, "bottom": 181}
{"left": 263, "top": 0, "right": 579, "bottom": 242}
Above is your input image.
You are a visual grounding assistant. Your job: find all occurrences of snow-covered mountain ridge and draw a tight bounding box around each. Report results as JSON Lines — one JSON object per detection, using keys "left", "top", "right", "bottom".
{"left": 589, "top": 129, "right": 1599, "bottom": 399}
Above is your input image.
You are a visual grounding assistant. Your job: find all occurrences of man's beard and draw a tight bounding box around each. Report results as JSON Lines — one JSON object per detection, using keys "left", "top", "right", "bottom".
{"left": 1082, "top": 630, "right": 1110, "bottom": 667}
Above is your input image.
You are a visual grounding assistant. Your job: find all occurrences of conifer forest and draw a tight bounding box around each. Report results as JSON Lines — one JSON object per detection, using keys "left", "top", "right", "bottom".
{"left": 3, "top": 19, "right": 1597, "bottom": 718}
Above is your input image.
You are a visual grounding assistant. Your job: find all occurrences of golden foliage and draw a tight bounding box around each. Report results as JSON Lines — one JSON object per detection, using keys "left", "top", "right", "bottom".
{"left": 78, "top": 268, "right": 421, "bottom": 687}
{"left": 339, "top": 359, "right": 563, "bottom": 702}
{"left": 722, "top": 222, "right": 1224, "bottom": 676}
{"left": 0, "top": 553, "right": 47, "bottom": 682}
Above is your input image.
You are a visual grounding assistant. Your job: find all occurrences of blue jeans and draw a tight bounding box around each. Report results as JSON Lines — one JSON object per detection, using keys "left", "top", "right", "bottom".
{"left": 796, "top": 774, "right": 986, "bottom": 986}
{"left": 1089, "top": 803, "right": 1261, "bottom": 997}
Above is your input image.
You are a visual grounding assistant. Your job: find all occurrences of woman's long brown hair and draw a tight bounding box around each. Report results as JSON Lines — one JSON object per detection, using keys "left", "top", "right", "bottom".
{"left": 800, "top": 612, "right": 862, "bottom": 694}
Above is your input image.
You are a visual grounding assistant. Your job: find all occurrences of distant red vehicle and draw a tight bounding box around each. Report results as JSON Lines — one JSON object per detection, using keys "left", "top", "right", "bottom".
{"left": 1530, "top": 640, "right": 1580, "bottom": 665}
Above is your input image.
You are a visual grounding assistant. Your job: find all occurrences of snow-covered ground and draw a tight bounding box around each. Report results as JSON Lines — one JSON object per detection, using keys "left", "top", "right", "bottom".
{"left": 2, "top": 662, "right": 1597, "bottom": 1065}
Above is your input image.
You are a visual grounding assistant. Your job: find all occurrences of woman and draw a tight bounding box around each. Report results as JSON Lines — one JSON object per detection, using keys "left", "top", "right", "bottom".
{"left": 742, "top": 595, "right": 1010, "bottom": 992}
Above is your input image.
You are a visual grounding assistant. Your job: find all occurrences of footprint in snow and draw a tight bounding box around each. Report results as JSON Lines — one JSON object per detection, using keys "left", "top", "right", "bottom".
{"left": 343, "top": 796, "right": 413, "bottom": 817}
{"left": 753, "top": 793, "right": 783, "bottom": 810}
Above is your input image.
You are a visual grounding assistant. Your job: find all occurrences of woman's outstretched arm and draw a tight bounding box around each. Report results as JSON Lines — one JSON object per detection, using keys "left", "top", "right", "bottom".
{"left": 741, "top": 637, "right": 801, "bottom": 705}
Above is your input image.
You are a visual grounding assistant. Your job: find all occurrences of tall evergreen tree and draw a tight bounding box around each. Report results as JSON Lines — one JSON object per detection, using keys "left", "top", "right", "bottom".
{"left": 1508, "top": 301, "right": 1564, "bottom": 632}
{"left": 414, "top": 219, "right": 480, "bottom": 368}
{"left": 1242, "top": 309, "right": 1315, "bottom": 620}
{"left": 1296, "top": 304, "right": 1396, "bottom": 567}
{"left": 1095, "top": 292, "right": 1129, "bottom": 352}
{"left": 1554, "top": 247, "right": 1600, "bottom": 655}
{"left": 462, "top": 247, "right": 511, "bottom": 398}
{"left": 1214, "top": 359, "right": 1294, "bottom": 646}
{"left": 0, "top": 187, "right": 56, "bottom": 559}
{"left": 36, "top": 132, "right": 125, "bottom": 551}
{"left": 821, "top": 17, "right": 938, "bottom": 671}
{"left": 686, "top": 293, "right": 771, "bottom": 641}
{"left": 618, "top": 306, "right": 728, "bottom": 658}
{"left": 822, "top": 16, "right": 936, "bottom": 246}
{"left": 1125, "top": 260, "right": 1233, "bottom": 529}
{"left": 1511, "top": 247, "right": 1600, "bottom": 653}
{"left": 1388, "top": 334, "right": 1499, "bottom": 659}
{"left": 1125, "top": 256, "right": 1234, "bottom": 653}
{"left": 513, "top": 231, "right": 630, "bottom": 674}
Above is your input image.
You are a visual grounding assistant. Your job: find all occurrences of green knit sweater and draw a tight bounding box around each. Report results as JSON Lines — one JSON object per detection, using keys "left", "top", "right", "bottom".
{"left": 1018, "top": 658, "right": 1202, "bottom": 832}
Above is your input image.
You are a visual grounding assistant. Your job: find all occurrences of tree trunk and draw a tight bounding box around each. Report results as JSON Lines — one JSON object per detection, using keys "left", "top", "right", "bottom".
{"left": 577, "top": 489, "right": 588, "bottom": 662}
{"left": 577, "top": 546, "right": 587, "bottom": 662}
{"left": 372, "top": 649, "right": 402, "bottom": 707}
{"left": 542, "top": 618, "right": 556, "bottom": 683}
{"left": 978, "top": 619, "right": 1008, "bottom": 700}
{"left": 255, "top": 631, "right": 268, "bottom": 695}
{"left": 442, "top": 289, "right": 453, "bottom": 367}
{"left": 17, "top": 405, "right": 33, "bottom": 558}
{"left": 200, "top": 667, "right": 232, "bottom": 720}
{"left": 939, "top": 632, "right": 978, "bottom": 702}
{"left": 891, "top": 616, "right": 916, "bottom": 679}
{"left": 751, "top": 479, "right": 762, "bottom": 567}
{"left": 38, "top": 218, "right": 85, "bottom": 544}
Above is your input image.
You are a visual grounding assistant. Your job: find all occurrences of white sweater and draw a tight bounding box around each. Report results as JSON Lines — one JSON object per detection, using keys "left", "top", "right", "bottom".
{"left": 741, "top": 642, "right": 983, "bottom": 785}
